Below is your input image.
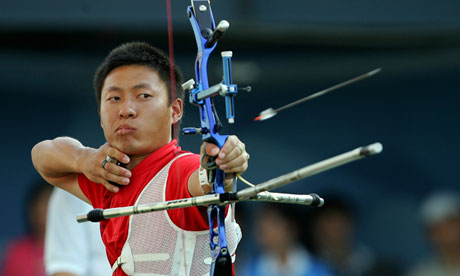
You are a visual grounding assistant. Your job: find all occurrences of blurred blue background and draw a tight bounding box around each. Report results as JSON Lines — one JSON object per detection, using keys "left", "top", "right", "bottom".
{"left": 1, "top": 0, "right": 459, "bottom": 273}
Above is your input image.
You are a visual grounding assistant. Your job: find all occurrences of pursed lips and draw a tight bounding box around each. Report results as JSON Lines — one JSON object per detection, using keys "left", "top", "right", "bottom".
{"left": 116, "top": 125, "right": 136, "bottom": 135}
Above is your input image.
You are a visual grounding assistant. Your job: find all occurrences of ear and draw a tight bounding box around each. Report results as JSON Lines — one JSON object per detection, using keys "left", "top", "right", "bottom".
{"left": 171, "top": 98, "right": 183, "bottom": 124}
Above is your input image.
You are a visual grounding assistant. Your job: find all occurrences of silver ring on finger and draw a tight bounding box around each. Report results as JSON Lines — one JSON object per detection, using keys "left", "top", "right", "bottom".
{"left": 102, "top": 159, "right": 108, "bottom": 169}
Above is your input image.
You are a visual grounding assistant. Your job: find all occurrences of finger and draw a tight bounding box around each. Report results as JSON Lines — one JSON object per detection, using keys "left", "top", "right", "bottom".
{"left": 217, "top": 143, "right": 246, "bottom": 167}
{"left": 107, "top": 147, "right": 130, "bottom": 164}
{"left": 216, "top": 135, "right": 241, "bottom": 160}
{"left": 99, "top": 178, "right": 120, "bottom": 193}
{"left": 217, "top": 154, "right": 248, "bottom": 173}
{"left": 204, "top": 142, "right": 220, "bottom": 157}
{"left": 221, "top": 162, "right": 248, "bottom": 174}
{"left": 101, "top": 165, "right": 130, "bottom": 186}
{"left": 200, "top": 142, "right": 207, "bottom": 156}
{"left": 103, "top": 162, "right": 132, "bottom": 178}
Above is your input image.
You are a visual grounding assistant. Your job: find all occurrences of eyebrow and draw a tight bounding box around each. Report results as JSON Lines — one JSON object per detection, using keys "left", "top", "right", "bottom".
{"left": 132, "top": 82, "right": 154, "bottom": 91}
{"left": 104, "top": 82, "right": 154, "bottom": 93}
{"left": 104, "top": 86, "right": 123, "bottom": 93}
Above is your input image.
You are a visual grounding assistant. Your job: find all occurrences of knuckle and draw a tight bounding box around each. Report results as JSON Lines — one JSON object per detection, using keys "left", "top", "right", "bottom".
{"left": 109, "top": 147, "right": 117, "bottom": 157}
{"left": 201, "top": 143, "right": 208, "bottom": 154}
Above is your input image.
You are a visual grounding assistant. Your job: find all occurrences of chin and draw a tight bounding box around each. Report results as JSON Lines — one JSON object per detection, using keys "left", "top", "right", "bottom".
{"left": 118, "top": 143, "right": 144, "bottom": 156}
{"left": 107, "top": 138, "right": 138, "bottom": 155}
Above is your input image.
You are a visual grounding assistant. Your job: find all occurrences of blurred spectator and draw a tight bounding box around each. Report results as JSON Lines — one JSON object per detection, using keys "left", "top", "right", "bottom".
{"left": 45, "top": 188, "right": 111, "bottom": 276}
{"left": 308, "top": 196, "right": 400, "bottom": 276}
{"left": 1, "top": 180, "right": 52, "bottom": 276}
{"left": 239, "top": 203, "right": 331, "bottom": 276}
{"left": 407, "top": 191, "right": 460, "bottom": 276}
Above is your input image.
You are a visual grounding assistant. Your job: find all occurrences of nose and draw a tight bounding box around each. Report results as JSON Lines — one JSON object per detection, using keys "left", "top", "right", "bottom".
{"left": 119, "top": 100, "right": 137, "bottom": 119}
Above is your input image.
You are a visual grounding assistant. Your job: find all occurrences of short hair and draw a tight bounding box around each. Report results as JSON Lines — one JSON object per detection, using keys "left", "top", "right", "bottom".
{"left": 93, "top": 41, "right": 184, "bottom": 108}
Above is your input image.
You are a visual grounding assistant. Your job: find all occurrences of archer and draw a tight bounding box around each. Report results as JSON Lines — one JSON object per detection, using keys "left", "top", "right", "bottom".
{"left": 31, "top": 42, "right": 249, "bottom": 276}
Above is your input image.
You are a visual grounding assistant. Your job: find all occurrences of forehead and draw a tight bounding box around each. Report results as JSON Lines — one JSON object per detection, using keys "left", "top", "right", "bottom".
{"left": 102, "top": 64, "right": 167, "bottom": 92}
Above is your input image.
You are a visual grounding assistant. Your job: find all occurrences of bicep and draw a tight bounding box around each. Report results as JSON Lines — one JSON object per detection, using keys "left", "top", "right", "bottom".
{"left": 187, "top": 169, "right": 203, "bottom": 197}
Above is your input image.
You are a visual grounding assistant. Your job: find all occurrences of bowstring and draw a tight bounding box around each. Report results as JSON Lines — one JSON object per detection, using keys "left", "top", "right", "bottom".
{"left": 166, "top": 1, "right": 189, "bottom": 274}
{"left": 166, "top": 0, "right": 178, "bottom": 142}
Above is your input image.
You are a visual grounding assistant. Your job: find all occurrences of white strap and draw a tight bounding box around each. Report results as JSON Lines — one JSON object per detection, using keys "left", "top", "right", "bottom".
{"left": 199, "top": 166, "right": 212, "bottom": 194}
{"left": 111, "top": 255, "right": 126, "bottom": 273}
{"left": 112, "top": 253, "right": 171, "bottom": 273}
{"left": 134, "top": 253, "right": 170, "bottom": 262}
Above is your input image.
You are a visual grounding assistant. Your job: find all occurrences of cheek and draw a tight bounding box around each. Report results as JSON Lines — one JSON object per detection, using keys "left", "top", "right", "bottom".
{"left": 150, "top": 106, "right": 172, "bottom": 126}
{"left": 99, "top": 106, "right": 112, "bottom": 125}
{"left": 100, "top": 115, "right": 108, "bottom": 130}
{"left": 99, "top": 112, "right": 114, "bottom": 137}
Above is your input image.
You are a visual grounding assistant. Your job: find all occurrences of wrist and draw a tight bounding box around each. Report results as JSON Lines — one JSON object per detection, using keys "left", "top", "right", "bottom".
{"left": 199, "top": 166, "right": 212, "bottom": 194}
{"left": 75, "top": 146, "right": 93, "bottom": 173}
{"left": 223, "top": 175, "right": 235, "bottom": 192}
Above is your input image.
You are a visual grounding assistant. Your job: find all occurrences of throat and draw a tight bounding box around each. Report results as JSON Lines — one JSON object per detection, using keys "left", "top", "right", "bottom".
{"left": 127, "top": 154, "right": 150, "bottom": 170}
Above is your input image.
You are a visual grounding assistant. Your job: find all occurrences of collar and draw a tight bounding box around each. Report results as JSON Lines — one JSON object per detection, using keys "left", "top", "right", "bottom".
{"left": 131, "top": 139, "right": 182, "bottom": 176}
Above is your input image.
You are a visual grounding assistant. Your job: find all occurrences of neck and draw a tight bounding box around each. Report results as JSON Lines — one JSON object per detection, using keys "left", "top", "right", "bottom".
{"left": 125, "top": 139, "right": 173, "bottom": 170}
{"left": 127, "top": 153, "right": 150, "bottom": 170}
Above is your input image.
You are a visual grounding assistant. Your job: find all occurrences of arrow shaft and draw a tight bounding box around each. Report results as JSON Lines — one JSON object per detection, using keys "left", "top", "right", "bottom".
{"left": 275, "top": 68, "right": 381, "bottom": 113}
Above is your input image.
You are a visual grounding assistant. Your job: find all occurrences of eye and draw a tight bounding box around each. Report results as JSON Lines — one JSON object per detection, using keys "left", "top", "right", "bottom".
{"left": 139, "top": 93, "right": 152, "bottom": 99}
{"left": 107, "top": 96, "right": 121, "bottom": 102}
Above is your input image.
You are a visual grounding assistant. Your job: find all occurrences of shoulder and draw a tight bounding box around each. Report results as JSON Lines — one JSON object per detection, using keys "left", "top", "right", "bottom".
{"left": 166, "top": 153, "right": 200, "bottom": 191}
{"left": 175, "top": 152, "right": 200, "bottom": 163}
{"left": 169, "top": 153, "right": 200, "bottom": 174}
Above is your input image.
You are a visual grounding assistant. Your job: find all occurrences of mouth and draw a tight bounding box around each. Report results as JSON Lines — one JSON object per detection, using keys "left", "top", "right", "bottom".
{"left": 115, "top": 125, "right": 136, "bottom": 135}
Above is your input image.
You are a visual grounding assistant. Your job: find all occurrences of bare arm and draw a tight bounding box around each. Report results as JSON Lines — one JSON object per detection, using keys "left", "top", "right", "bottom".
{"left": 31, "top": 137, "right": 132, "bottom": 203}
{"left": 188, "top": 135, "right": 249, "bottom": 197}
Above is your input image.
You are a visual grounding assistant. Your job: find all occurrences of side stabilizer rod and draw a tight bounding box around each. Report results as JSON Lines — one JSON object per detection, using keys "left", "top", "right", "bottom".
{"left": 77, "top": 142, "right": 382, "bottom": 223}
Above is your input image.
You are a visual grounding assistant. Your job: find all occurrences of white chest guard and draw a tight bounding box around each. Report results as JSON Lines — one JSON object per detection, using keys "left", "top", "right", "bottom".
{"left": 112, "top": 154, "right": 242, "bottom": 276}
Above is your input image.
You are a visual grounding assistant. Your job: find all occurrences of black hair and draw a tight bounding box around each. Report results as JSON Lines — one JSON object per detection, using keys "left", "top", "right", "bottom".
{"left": 93, "top": 41, "right": 184, "bottom": 107}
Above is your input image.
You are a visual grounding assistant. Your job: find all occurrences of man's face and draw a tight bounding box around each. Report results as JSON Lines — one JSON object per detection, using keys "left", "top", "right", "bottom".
{"left": 100, "top": 65, "right": 182, "bottom": 156}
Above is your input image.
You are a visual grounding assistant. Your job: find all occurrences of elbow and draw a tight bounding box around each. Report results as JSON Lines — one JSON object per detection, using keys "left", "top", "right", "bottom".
{"left": 31, "top": 139, "right": 54, "bottom": 177}
{"left": 31, "top": 140, "right": 48, "bottom": 166}
{"left": 31, "top": 140, "right": 61, "bottom": 188}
